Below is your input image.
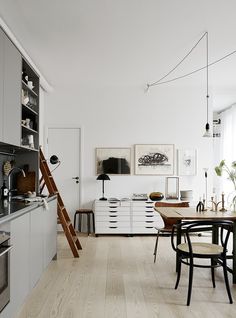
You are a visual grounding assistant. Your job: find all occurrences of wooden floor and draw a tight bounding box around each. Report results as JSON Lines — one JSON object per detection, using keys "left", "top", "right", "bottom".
{"left": 17, "top": 233, "right": 236, "bottom": 318}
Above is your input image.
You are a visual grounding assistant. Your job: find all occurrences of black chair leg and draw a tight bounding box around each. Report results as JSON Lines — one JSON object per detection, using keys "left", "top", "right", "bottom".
{"left": 87, "top": 213, "right": 90, "bottom": 236}
{"left": 92, "top": 213, "right": 95, "bottom": 233}
{"left": 78, "top": 214, "right": 82, "bottom": 232}
{"left": 175, "top": 256, "right": 182, "bottom": 289}
{"left": 211, "top": 259, "right": 216, "bottom": 288}
{"left": 73, "top": 212, "right": 77, "bottom": 229}
{"left": 187, "top": 260, "right": 194, "bottom": 306}
{"left": 222, "top": 258, "right": 233, "bottom": 304}
{"left": 153, "top": 230, "right": 160, "bottom": 263}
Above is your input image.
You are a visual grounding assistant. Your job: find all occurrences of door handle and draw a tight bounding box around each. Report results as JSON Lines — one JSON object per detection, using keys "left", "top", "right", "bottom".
{"left": 72, "top": 176, "right": 79, "bottom": 184}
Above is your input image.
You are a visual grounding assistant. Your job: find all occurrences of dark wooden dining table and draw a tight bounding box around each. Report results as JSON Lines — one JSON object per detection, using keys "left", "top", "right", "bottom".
{"left": 154, "top": 206, "right": 236, "bottom": 283}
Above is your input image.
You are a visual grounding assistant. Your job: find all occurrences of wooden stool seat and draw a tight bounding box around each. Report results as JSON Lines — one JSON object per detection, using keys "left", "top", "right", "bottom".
{"left": 74, "top": 209, "right": 95, "bottom": 235}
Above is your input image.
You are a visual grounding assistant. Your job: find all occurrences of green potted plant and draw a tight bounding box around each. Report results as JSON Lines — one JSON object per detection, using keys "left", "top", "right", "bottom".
{"left": 215, "top": 160, "right": 236, "bottom": 211}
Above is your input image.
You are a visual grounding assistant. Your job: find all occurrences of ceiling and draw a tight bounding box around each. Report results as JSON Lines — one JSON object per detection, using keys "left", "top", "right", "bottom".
{"left": 0, "top": 0, "right": 236, "bottom": 112}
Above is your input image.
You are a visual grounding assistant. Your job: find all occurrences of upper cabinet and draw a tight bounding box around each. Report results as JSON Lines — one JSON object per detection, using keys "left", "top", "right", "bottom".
{"left": 1, "top": 29, "right": 21, "bottom": 146}
{"left": 0, "top": 30, "right": 4, "bottom": 141}
{"left": 0, "top": 27, "right": 40, "bottom": 151}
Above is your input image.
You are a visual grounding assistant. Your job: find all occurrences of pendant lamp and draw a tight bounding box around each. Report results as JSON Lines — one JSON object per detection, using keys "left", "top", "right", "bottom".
{"left": 203, "top": 32, "right": 212, "bottom": 137}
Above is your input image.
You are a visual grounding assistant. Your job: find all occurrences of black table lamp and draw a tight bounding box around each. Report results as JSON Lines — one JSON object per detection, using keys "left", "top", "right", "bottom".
{"left": 96, "top": 174, "right": 110, "bottom": 200}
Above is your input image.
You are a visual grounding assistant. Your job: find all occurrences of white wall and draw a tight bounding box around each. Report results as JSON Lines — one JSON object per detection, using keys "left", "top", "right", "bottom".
{"left": 44, "top": 77, "right": 213, "bottom": 207}
{"left": 38, "top": 0, "right": 218, "bottom": 207}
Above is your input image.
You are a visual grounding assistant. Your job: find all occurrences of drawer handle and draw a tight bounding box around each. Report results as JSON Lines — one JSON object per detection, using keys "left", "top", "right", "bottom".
{"left": 109, "top": 206, "right": 117, "bottom": 208}
{"left": 109, "top": 226, "right": 117, "bottom": 229}
{"left": 145, "top": 206, "right": 153, "bottom": 208}
{"left": 146, "top": 210, "right": 154, "bottom": 213}
{"left": 146, "top": 215, "right": 154, "bottom": 218}
{"left": 109, "top": 211, "right": 117, "bottom": 213}
{"left": 145, "top": 221, "right": 154, "bottom": 223}
{"left": 109, "top": 221, "right": 117, "bottom": 223}
{"left": 109, "top": 215, "right": 117, "bottom": 217}
{"left": 145, "top": 226, "right": 153, "bottom": 229}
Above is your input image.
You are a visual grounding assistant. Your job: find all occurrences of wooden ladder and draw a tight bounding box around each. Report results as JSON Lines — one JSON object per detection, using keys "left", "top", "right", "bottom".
{"left": 39, "top": 148, "right": 82, "bottom": 257}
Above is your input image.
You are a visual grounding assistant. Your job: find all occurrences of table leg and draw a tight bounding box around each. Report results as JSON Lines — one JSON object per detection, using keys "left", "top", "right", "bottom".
{"left": 233, "top": 221, "right": 236, "bottom": 284}
{"left": 176, "top": 220, "right": 181, "bottom": 272}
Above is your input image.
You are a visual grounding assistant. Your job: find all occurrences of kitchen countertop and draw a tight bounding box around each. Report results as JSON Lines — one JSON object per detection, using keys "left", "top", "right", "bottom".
{"left": 0, "top": 195, "right": 57, "bottom": 225}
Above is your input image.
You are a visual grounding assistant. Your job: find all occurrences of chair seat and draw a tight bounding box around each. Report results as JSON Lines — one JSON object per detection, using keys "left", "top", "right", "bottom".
{"left": 178, "top": 242, "right": 223, "bottom": 255}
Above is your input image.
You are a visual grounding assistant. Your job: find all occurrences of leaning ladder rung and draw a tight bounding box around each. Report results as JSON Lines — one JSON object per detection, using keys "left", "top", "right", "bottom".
{"left": 39, "top": 148, "right": 82, "bottom": 258}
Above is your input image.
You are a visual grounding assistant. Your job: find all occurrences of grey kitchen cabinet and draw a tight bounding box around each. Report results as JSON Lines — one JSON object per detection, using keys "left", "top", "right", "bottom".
{"left": 29, "top": 205, "right": 44, "bottom": 289}
{"left": 0, "top": 27, "right": 21, "bottom": 146}
{"left": 0, "top": 29, "right": 4, "bottom": 140}
{"left": 10, "top": 212, "right": 30, "bottom": 317}
{"left": 43, "top": 198, "right": 57, "bottom": 268}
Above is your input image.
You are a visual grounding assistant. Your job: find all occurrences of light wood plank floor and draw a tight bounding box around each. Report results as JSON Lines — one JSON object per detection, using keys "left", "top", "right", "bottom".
{"left": 17, "top": 233, "right": 236, "bottom": 318}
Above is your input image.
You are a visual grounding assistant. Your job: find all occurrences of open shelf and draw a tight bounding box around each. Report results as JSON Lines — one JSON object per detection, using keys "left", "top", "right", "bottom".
{"left": 22, "top": 80, "right": 38, "bottom": 97}
{"left": 21, "top": 124, "right": 38, "bottom": 134}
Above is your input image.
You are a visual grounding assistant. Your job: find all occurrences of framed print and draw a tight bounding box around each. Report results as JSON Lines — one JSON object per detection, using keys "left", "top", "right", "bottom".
{"left": 134, "top": 144, "right": 174, "bottom": 175}
{"left": 177, "top": 149, "right": 197, "bottom": 176}
{"left": 96, "top": 147, "right": 131, "bottom": 175}
{"left": 165, "top": 177, "right": 179, "bottom": 199}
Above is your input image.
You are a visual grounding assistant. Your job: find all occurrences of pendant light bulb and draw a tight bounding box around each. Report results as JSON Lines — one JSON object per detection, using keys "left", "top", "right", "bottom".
{"left": 203, "top": 122, "right": 212, "bottom": 137}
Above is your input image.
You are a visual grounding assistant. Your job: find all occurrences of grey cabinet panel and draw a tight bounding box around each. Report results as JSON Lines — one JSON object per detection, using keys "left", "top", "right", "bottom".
{"left": 0, "top": 29, "right": 4, "bottom": 140}
{"left": 3, "top": 32, "right": 21, "bottom": 146}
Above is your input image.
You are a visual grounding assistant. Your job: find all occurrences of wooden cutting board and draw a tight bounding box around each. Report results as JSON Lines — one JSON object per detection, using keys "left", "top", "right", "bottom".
{"left": 17, "top": 171, "right": 36, "bottom": 194}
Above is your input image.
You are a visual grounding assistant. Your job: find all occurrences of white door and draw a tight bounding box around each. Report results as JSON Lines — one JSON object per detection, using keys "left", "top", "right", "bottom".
{"left": 47, "top": 128, "right": 81, "bottom": 222}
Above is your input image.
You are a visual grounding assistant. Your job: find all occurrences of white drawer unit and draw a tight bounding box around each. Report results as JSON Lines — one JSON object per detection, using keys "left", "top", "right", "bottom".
{"left": 94, "top": 200, "right": 162, "bottom": 235}
{"left": 131, "top": 201, "right": 162, "bottom": 234}
{"left": 95, "top": 200, "right": 131, "bottom": 234}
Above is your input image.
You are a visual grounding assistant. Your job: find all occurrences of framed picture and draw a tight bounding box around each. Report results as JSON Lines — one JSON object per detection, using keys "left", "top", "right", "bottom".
{"left": 177, "top": 149, "right": 197, "bottom": 176}
{"left": 165, "top": 177, "right": 179, "bottom": 199}
{"left": 96, "top": 147, "right": 131, "bottom": 175}
{"left": 134, "top": 144, "right": 174, "bottom": 175}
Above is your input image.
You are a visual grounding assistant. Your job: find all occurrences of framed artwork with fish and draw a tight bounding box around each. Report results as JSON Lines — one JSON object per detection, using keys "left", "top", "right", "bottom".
{"left": 134, "top": 144, "right": 174, "bottom": 175}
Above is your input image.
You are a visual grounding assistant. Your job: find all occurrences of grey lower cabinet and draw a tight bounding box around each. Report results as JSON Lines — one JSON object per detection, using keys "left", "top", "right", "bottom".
{"left": 10, "top": 212, "right": 30, "bottom": 318}
{"left": 1, "top": 198, "right": 57, "bottom": 318}
{"left": 0, "top": 29, "right": 4, "bottom": 140}
{"left": 0, "top": 27, "right": 21, "bottom": 146}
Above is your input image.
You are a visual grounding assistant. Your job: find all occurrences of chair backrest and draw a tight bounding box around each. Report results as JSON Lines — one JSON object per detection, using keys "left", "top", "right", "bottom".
{"left": 155, "top": 201, "right": 189, "bottom": 229}
{"left": 171, "top": 220, "right": 233, "bottom": 255}
{"left": 155, "top": 201, "right": 189, "bottom": 208}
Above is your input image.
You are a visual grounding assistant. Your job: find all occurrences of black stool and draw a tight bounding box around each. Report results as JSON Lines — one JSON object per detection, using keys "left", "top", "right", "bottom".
{"left": 73, "top": 209, "right": 95, "bottom": 235}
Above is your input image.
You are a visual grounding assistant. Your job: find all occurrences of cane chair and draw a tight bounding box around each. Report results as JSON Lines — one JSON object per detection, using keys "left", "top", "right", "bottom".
{"left": 171, "top": 220, "right": 233, "bottom": 306}
{"left": 153, "top": 201, "right": 189, "bottom": 263}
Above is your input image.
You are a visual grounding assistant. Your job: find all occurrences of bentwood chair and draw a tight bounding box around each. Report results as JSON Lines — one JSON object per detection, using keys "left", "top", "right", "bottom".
{"left": 171, "top": 220, "right": 234, "bottom": 306}
{"left": 153, "top": 201, "right": 189, "bottom": 263}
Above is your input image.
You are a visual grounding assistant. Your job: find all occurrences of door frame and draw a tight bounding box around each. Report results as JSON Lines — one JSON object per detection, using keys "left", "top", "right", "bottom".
{"left": 44, "top": 125, "right": 83, "bottom": 208}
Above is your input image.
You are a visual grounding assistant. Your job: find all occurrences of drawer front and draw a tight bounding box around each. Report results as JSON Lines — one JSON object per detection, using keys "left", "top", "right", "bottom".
{"left": 132, "top": 201, "right": 154, "bottom": 207}
{"left": 132, "top": 207, "right": 155, "bottom": 213}
{"left": 132, "top": 215, "right": 160, "bottom": 222}
{"left": 95, "top": 226, "right": 131, "bottom": 234}
{"left": 132, "top": 226, "right": 157, "bottom": 234}
{"left": 95, "top": 215, "right": 131, "bottom": 222}
{"left": 95, "top": 206, "right": 130, "bottom": 212}
{"left": 96, "top": 220, "right": 131, "bottom": 227}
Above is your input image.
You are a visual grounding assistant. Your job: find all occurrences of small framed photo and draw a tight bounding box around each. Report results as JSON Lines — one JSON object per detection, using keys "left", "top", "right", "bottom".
{"left": 165, "top": 177, "right": 179, "bottom": 199}
{"left": 96, "top": 147, "right": 131, "bottom": 175}
{"left": 177, "top": 149, "right": 197, "bottom": 176}
{"left": 134, "top": 144, "right": 174, "bottom": 175}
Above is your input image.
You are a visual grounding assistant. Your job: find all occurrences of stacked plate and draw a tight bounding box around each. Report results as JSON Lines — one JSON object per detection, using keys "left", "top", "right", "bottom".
{"left": 180, "top": 190, "right": 193, "bottom": 201}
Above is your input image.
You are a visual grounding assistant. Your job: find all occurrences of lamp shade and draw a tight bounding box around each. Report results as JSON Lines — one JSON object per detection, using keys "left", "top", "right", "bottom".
{"left": 96, "top": 174, "right": 110, "bottom": 181}
{"left": 50, "top": 155, "right": 59, "bottom": 165}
